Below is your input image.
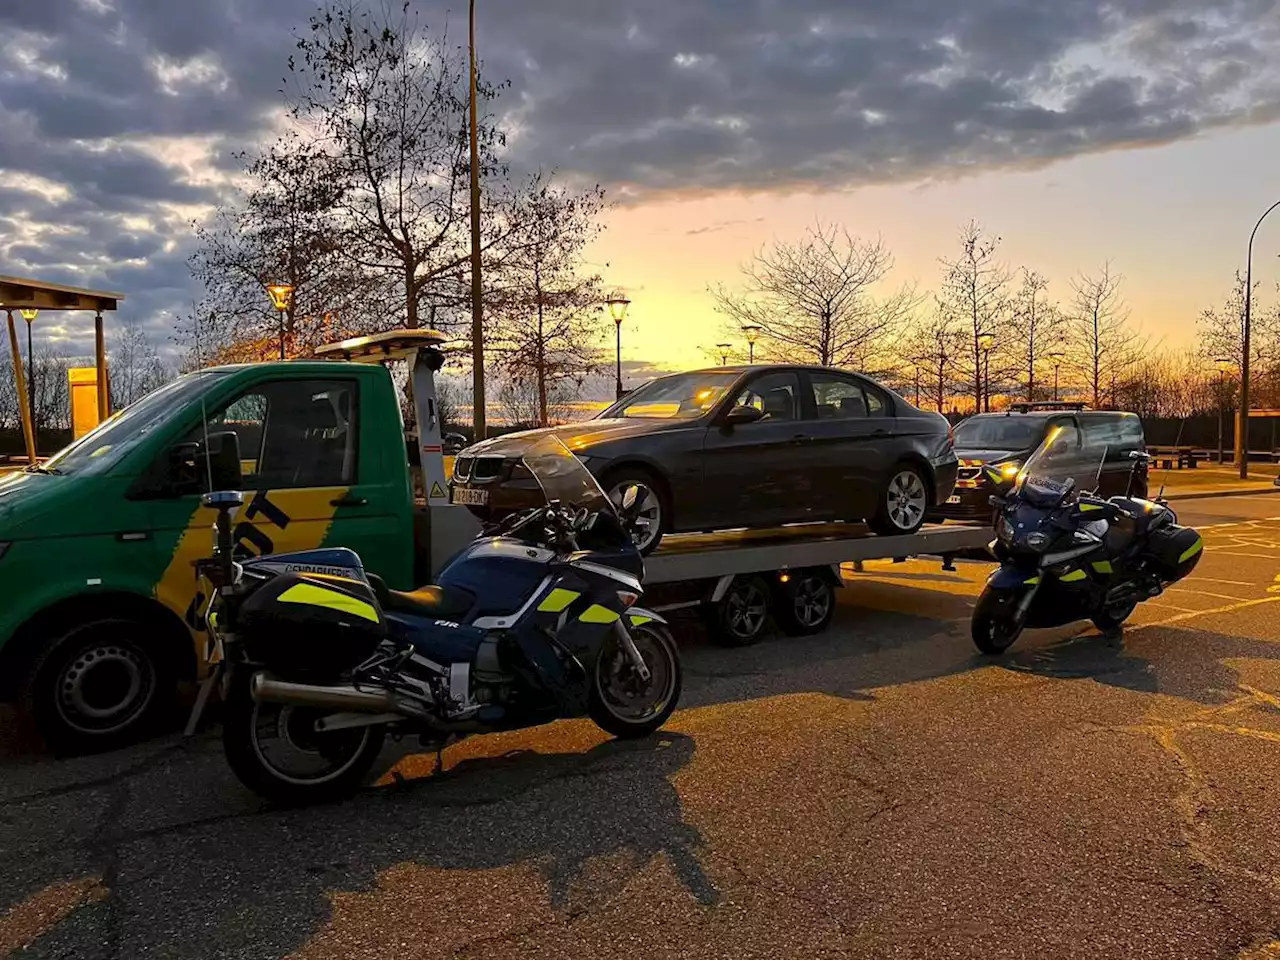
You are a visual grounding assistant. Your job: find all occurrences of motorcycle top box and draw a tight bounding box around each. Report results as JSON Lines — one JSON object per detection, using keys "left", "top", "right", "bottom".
{"left": 236, "top": 572, "right": 388, "bottom": 677}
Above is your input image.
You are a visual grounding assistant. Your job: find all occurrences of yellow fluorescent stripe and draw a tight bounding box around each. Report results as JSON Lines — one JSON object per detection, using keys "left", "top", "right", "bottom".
{"left": 1060, "top": 569, "right": 1087, "bottom": 582}
{"left": 579, "top": 604, "right": 620, "bottom": 624}
{"left": 537, "top": 588, "right": 580, "bottom": 613}
{"left": 1179, "top": 538, "right": 1204, "bottom": 563}
{"left": 278, "top": 583, "right": 379, "bottom": 623}
{"left": 1080, "top": 503, "right": 1104, "bottom": 512}
{"left": 1092, "top": 561, "right": 1113, "bottom": 573}
{"left": 1025, "top": 577, "right": 1041, "bottom": 585}
{"left": 629, "top": 615, "right": 654, "bottom": 626}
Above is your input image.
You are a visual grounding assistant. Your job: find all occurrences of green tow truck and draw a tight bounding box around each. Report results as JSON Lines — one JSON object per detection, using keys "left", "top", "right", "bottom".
{"left": 0, "top": 331, "right": 481, "bottom": 752}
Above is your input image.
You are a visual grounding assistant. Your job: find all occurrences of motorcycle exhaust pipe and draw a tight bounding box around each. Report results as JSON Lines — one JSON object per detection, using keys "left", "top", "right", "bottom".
{"left": 250, "top": 675, "right": 399, "bottom": 714}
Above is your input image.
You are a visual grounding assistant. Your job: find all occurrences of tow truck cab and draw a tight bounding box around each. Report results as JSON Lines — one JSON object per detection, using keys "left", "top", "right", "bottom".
{"left": 0, "top": 331, "right": 480, "bottom": 752}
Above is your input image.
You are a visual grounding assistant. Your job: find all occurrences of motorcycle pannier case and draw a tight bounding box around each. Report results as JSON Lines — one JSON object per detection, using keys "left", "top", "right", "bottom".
{"left": 237, "top": 572, "right": 387, "bottom": 677}
{"left": 1143, "top": 524, "right": 1203, "bottom": 583}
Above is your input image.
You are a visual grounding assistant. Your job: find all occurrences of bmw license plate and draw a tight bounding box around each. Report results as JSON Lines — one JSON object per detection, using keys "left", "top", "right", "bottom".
{"left": 946, "top": 495, "right": 962, "bottom": 504}
{"left": 451, "top": 486, "right": 488, "bottom": 506}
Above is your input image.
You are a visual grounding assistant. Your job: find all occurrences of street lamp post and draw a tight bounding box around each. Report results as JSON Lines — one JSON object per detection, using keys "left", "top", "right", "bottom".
{"left": 1216, "top": 357, "right": 1232, "bottom": 464}
{"left": 717, "top": 343, "right": 733, "bottom": 366}
{"left": 468, "top": 0, "right": 487, "bottom": 441}
{"left": 267, "top": 284, "right": 294, "bottom": 360}
{"left": 977, "top": 331, "right": 995, "bottom": 412}
{"left": 20, "top": 309, "right": 37, "bottom": 450}
{"left": 607, "top": 291, "right": 631, "bottom": 399}
{"left": 742, "top": 324, "right": 762, "bottom": 363}
{"left": 1240, "top": 199, "right": 1280, "bottom": 479}
{"left": 1048, "top": 349, "right": 1064, "bottom": 401}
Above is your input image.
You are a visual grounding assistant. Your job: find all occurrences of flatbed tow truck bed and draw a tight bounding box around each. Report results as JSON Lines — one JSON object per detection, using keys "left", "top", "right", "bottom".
{"left": 640, "top": 521, "right": 993, "bottom": 645}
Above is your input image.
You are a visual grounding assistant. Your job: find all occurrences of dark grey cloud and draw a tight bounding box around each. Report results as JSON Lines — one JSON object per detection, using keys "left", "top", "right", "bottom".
{"left": 1, "top": 0, "right": 1278, "bottom": 358}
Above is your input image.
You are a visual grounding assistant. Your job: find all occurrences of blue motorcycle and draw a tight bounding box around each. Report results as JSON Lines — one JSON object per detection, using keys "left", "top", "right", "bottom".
{"left": 199, "top": 435, "right": 680, "bottom": 804}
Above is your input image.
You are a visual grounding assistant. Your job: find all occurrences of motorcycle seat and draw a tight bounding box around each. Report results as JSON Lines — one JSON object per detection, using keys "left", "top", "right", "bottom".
{"left": 366, "top": 574, "right": 475, "bottom": 619}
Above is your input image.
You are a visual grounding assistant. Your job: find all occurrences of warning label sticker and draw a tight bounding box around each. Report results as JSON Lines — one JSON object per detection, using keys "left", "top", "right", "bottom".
{"left": 429, "top": 481, "right": 446, "bottom": 499}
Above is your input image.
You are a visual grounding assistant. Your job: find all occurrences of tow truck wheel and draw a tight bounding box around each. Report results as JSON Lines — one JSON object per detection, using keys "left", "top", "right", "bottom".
{"left": 772, "top": 571, "right": 836, "bottom": 636}
{"left": 26, "top": 618, "right": 171, "bottom": 755}
{"left": 704, "top": 576, "right": 770, "bottom": 647}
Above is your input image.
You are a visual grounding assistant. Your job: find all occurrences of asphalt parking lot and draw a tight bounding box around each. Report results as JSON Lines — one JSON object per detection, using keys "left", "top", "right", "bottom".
{"left": 5, "top": 495, "right": 1280, "bottom": 959}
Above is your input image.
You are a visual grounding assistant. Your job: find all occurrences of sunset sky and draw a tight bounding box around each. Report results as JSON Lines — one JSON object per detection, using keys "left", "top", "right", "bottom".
{"left": 2, "top": 0, "right": 1279, "bottom": 377}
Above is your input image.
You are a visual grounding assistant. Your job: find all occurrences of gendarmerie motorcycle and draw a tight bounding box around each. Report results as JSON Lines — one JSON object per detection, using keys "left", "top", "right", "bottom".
{"left": 197, "top": 435, "right": 681, "bottom": 804}
{"left": 973, "top": 425, "right": 1203, "bottom": 655}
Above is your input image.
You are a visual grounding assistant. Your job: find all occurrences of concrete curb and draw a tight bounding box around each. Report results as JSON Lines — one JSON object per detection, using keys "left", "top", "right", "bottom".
{"left": 1163, "top": 486, "right": 1280, "bottom": 502}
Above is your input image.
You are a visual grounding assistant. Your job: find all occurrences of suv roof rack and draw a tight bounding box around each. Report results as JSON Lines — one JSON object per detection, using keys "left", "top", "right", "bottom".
{"left": 1005, "top": 401, "right": 1089, "bottom": 414}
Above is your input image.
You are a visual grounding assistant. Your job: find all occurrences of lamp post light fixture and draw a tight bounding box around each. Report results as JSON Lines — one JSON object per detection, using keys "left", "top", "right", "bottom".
{"left": 742, "top": 324, "right": 762, "bottom": 363}
{"left": 1216, "top": 357, "right": 1233, "bottom": 464}
{"left": 19, "top": 309, "right": 37, "bottom": 450}
{"left": 607, "top": 290, "right": 631, "bottom": 399}
{"left": 1048, "top": 349, "right": 1065, "bottom": 401}
{"left": 266, "top": 283, "right": 294, "bottom": 360}
{"left": 1239, "top": 199, "right": 1280, "bottom": 479}
{"left": 717, "top": 342, "right": 733, "bottom": 366}
{"left": 977, "top": 330, "right": 995, "bottom": 412}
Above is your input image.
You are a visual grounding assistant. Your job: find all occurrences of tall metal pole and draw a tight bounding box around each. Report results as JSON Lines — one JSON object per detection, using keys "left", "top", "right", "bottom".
{"left": 468, "top": 0, "right": 487, "bottom": 441}
{"left": 983, "top": 349, "right": 991, "bottom": 412}
{"left": 6, "top": 311, "right": 36, "bottom": 463}
{"left": 25, "top": 317, "right": 36, "bottom": 452}
{"left": 1240, "top": 199, "right": 1280, "bottom": 479}
{"left": 748, "top": 342, "right": 754, "bottom": 364}
{"left": 614, "top": 319, "right": 623, "bottom": 399}
{"left": 1053, "top": 364, "right": 1060, "bottom": 401}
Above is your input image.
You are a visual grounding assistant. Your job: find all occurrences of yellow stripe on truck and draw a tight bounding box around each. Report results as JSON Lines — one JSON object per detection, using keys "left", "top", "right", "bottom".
{"left": 278, "top": 583, "right": 379, "bottom": 623}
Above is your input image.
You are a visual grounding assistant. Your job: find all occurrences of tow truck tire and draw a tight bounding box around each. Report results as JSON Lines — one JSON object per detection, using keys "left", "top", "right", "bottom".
{"left": 25, "top": 618, "right": 171, "bottom": 755}
{"left": 772, "top": 571, "right": 837, "bottom": 636}
{"left": 869, "top": 463, "right": 929, "bottom": 536}
{"left": 703, "top": 576, "right": 771, "bottom": 647}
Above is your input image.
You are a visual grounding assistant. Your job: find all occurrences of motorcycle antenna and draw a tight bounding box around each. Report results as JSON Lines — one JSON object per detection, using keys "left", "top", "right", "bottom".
{"left": 1091, "top": 443, "right": 1107, "bottom": 495}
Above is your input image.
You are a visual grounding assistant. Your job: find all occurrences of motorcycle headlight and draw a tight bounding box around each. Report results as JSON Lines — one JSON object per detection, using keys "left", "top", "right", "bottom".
{"left": 1025, "top": 531, "right": 1049, "bottom": 550}
{"left": 999, "top": 461, "right": 1022, "bottom": 479}
{"left": 996, "top": 516, "right": 1013, "bottom": 543}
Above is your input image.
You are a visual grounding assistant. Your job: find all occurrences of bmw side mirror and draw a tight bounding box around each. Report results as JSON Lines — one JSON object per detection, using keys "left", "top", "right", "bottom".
{"left": 724, "top": 405, "right": 765, "bottom": 427}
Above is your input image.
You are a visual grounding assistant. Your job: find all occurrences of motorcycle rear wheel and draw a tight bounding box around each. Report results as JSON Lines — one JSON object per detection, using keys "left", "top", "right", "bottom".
{"left": 1091, "top": 598, "right": 1138, "bottom": 634}
{"left": 971, "top": 586, "right": 1027, "bottom": 656}
{"left": 589, "top": 623, "right": 682, "bottom": 738}
{"left": 223, "top": 674, "right": 386, "bottom": 806}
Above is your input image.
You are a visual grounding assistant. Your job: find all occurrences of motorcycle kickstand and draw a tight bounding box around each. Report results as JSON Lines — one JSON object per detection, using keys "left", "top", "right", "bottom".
{"left": 183, "top": 662, "right": 223, "bottom": 737}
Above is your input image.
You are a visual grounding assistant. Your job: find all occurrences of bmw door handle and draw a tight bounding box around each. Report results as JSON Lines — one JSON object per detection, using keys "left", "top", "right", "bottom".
{"left": 790, "top": 434, "right": 811, "bottom": 445}
{"left": 331, "top": 494, "right": 368, "bottom": 507}
{"left": 871, "top": 429, "right": 889, "bottom": 437}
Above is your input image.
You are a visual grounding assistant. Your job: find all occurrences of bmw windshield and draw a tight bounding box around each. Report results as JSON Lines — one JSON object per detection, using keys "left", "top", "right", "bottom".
{"left": 601, "top": 371, "right": 738, "bottom": 420}
{"left": 476, "top": 434, "right": 611, "bottom": 514}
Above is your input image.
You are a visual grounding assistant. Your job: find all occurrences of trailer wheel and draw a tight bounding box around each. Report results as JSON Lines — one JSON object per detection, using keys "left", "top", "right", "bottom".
{"left": 772, "top": 571, "right": 837, "bottom": 636}
{"left": 703, "top": 576, "right": 770, "bottom": 647}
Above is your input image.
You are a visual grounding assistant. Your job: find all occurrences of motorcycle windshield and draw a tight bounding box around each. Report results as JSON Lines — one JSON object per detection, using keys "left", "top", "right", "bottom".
{"left": 1015, "top": 423, "right": 1079, "bottom": 505}
{"left": 482, "top": 433, "right": 611, "bottom": 513}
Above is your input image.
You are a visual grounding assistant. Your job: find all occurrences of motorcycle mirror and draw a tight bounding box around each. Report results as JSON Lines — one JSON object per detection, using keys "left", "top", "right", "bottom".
{"left": 621, "top": 485, "right": 639, "bottom": 511}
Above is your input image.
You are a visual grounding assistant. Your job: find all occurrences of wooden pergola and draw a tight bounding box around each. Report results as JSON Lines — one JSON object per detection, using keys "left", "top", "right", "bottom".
{"left": 1, "top": 275, "right": 123, "bottom": 462}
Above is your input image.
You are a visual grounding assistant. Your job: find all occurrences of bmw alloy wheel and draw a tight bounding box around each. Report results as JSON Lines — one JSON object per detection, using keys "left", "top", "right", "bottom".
{"left": 608, "top": 481, "right": 663, "bottom": 552}
{"left": 886, "top": 470, "right": 927, "bottom": 531}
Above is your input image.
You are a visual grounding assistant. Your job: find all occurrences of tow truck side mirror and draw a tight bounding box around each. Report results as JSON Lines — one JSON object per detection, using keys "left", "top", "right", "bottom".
{"left": 169, "top": 431, "right": 243, "bottom": 496}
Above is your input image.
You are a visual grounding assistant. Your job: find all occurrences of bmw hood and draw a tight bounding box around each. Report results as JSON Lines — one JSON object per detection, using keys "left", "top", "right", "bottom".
{"left": 463, "top": 418, "right": 678, "bottom": 456}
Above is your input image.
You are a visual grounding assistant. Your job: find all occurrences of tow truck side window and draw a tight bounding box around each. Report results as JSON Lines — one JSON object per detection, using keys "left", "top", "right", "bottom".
{"left": 187, "top": 379, "right": 360, "bottom": 489}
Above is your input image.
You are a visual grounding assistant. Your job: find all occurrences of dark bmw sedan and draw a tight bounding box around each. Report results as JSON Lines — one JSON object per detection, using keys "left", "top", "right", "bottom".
{"left": 450, "top": 364, "right": 958, "bottom": 553}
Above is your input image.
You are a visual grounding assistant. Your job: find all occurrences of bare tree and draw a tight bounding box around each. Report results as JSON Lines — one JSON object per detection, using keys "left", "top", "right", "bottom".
{"left": 710, "top": 222, "right": 917, "bottom": 370}
{"left": 1197, "top": 271, "right": 1280, "bottom": 407}
{"left": 1067, "top": 264, "right": 1142, "bottom": 409}
{"left": 110, "top": 317, "right": 173, "bottom": 408}
{"left": 487, "top": 183, "right": 606, "bottom": 426}
{"left": 1011, "top": 269, "right": 1063, "bottom": 401}
{"left": 938, "top": 220, "right": 1014, "bottom": 412}
{"left": 497, "top": 372, "right": 581, "bottom": 427}
{"left": 0, "top": 352, "right": 17, "bottom": 432}
{"left": 903, "top": 300, "right": 964, "bottom": 412}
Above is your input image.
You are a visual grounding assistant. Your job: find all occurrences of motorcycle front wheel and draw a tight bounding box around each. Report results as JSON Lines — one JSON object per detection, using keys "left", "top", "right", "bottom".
{"left": 1091, "top": 598, "right": 1138, "bottom": 633}
{"left": 971, "top": 586, "right": 1028, "bottom": 656}
{"left": 589, "top": 623, "right": 682, "bottom": 738}
{"left": 222, "top": 674, "right": 386, "bottom": 806}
